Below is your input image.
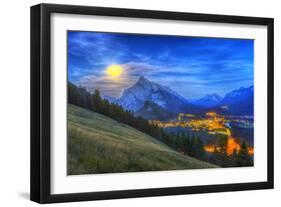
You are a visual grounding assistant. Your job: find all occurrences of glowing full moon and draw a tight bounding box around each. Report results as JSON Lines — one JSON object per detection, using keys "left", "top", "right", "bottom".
{"left": 106, "top": 64, "right": 123, "bottom": 77}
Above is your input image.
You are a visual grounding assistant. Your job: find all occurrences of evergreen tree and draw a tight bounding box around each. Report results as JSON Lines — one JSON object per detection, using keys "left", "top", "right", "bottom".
{"left": 236, "top": 141, "right": 252, "bottom": 167}
{"left": 209, "top": 146, "right": 222, "bottom": 166}
{"left": 184, "top": 136, "right": 191, "bottom": 154}
{"left": 188, "top": 136, "right": 197, "bottom": 157}
{"left": 92, "top": 89, "right": 102, "bottom": 112}
{"left": 228, "top": 149, "right": 238, "bottom": 167}
{"left": 217, "top": 135, "right": 229, "bottom": 167}
{"left": 195, "top": 137, "right": 205, "bottom": 160}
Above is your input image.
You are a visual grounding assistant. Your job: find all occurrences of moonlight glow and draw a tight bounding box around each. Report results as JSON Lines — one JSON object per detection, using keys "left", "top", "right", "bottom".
{"left": 106, "top": 65, "right": 123, "bottom": 77}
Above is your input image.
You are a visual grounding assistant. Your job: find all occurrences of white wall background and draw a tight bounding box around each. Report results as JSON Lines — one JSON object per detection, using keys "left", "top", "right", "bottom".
{"left": 0, "top": 0, "right": 279, "bottom": 206}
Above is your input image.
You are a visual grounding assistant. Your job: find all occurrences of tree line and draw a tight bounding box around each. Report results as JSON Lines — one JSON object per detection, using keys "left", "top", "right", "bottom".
{"left": 68, "top": 82, "right": 163, "bottom": 140}
{"left": 208, "top": 135, "right": 253, "bottom": 167}
{"left": 161, "top": 132, "right": 206, "bottom": 161}
{"left": 68, "top": 82, "right": 253, "bottom": 167}
{"left": 158, "top": 132, "right": 253, "bottom": 167}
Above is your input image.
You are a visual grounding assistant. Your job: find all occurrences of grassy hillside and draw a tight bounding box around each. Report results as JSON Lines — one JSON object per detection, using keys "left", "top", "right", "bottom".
{"left": 67, "top": 104, "right": 217, "bottom": 175}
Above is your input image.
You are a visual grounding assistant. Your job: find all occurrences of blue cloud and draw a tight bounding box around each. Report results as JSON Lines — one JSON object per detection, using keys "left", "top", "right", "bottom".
{"left": 68, "top": 31, "right": 253, "bottom": 99}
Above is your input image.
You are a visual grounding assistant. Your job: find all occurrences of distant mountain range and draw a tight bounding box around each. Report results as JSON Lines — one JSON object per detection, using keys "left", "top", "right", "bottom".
{"left": 191, "top": 94, "right": 223, "bottom": 108}
{"left": 103, "top": 76, "right": 254, "bottom": 119}
{"left": 212, "top": 86, "right": 254, "bottom": 115}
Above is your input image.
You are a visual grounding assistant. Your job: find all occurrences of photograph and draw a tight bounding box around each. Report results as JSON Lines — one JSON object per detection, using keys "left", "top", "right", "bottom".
{"left": 67, "top": 31, "right": 254, "bottom": 175}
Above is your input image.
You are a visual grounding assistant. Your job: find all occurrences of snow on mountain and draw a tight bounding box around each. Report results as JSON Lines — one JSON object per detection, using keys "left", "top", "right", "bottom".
{"left": 135, "top": 101, "right": 176, "bottom": 120}
{"left": 220, "top": 86, "right": 254, "bottom": 104}
{"left": 110, "top": 76, "right": 195, "bottom": 113}
{"left": 216, "top": 86, "right": 254, "bottom": 115}
{"left": 192, "top": 93, "right": 222, "bottom": 108}
{"left": 98, "top": 77, "right": 253, "bottom": 116}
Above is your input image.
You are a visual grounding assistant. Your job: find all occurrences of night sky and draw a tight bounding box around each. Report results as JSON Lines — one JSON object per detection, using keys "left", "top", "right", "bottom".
{"left": 68, "top": 31, "right": 254, "bottom": 99}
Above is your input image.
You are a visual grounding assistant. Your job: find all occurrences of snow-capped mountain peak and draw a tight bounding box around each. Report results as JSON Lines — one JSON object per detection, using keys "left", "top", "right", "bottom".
{"left": 137, "top": 75, "right": 150, "bottom": 85}
{"left": 114, "top": 76, "right": 190, "bottom": 112}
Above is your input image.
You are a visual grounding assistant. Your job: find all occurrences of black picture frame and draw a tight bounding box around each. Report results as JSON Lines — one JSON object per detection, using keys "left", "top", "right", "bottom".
{"left": 30, "top": 3, "right": 274, "bottom": 204}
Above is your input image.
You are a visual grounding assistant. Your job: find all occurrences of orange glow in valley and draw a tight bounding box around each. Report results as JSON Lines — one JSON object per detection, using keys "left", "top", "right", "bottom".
{"left": 248, "top": 146, "right": 254, "bottom": 155}
{"left": 204, "top": 145, "right": 216, "bottom": 153}
{"left": 226, "top": 137, "right": 240, "bottom": 155}
{"left": 153, "top": 111, "right": 253, "bottom": 156}
{"left": 204, "top": 137, "right": 253, "bottom": 155}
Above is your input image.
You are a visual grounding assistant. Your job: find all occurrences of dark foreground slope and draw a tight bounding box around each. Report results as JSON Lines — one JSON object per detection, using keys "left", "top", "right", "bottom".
{"left": 68, "top": 104, "right": 217, "bottom": 175}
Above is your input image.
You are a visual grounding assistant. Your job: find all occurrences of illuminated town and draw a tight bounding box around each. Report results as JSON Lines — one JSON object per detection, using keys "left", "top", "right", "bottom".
{"left": 151, "top": 112, "right": 253, "bottom": 155}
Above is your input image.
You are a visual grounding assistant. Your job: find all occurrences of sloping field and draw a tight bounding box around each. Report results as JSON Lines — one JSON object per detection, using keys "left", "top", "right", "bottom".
{"left": 68, "top": 104, "right": 217, "bottom": 175}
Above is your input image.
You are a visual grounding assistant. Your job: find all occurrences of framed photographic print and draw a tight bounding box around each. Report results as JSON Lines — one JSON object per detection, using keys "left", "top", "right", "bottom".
{"left": 30, "top": 3, "right": 274, "bottom": 203}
